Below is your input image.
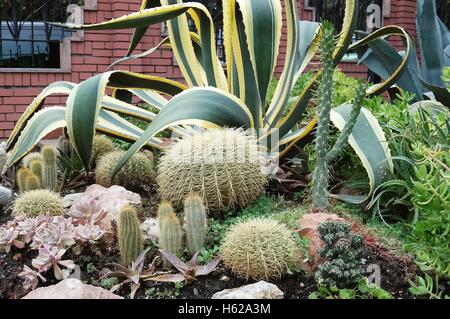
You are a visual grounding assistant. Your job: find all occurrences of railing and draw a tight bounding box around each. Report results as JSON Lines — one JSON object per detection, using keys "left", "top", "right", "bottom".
{"left": 0, "top": 0, "right": 81, "bottom": 68}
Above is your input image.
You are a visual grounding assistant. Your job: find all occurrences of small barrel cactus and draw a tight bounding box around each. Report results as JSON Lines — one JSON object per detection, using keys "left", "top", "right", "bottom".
{"left": 95, "top": 150, "right": 155, "bottom": 190}
{"left": 12, "top": 189, "right": 64, "bottom": 217}
{"left": 157, "top": 200, "right": 175, "bottom": 231}
{"left": 29, "top": 160, "right": 43, "bottom": 186}
{"left": 157, "top": 128, "right": 268, "bottom": 212}
{"left": 0, "top": 186, "right": 13, "bottom": 207}
{"left": 58, "top": 135, "right": 73, "bottom": 157}
{"left": 41, "top": 145, "right": 58, "bottom": 191}
{"left": 25, "top": 175, "right": 41, "bottom": 191}
{"left": 184, "top": 193, "right": 207, "bottom": 254}
{"left": 22, "top": 152, "right": 43, "bottom": 168}
{"left": 159, "top": 212, "right": 182, "bottom": 266}
{"left": 118, "top": 205, "right": 143, "bottom": 266}
{"left": 16, "top": 167, "right": 32, "bottom": 193}
{"left": 92, "top": 135, "right": 116, "bottom": 163}
{"left": 221, "top": 218, "right": 301, "bottom": 281}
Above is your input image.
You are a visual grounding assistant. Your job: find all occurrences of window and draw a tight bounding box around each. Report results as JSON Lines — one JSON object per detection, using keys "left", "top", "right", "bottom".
{"left": 0, "top": 0, "right": 81, "bottom": 69}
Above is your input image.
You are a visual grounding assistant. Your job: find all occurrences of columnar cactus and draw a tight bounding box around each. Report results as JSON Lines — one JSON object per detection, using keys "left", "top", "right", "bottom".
{"left": 118, "top": 205, "right": 143, "bottom": 266}
{"left": 0, "top": 186, "right": 13, "bottom": 207}
{"left": 16, "top": 167, "right": 32, "bottom": 193}
{"left": 311, "top": 23, "right": 367, "bottom": 209}
{"left": 22, "top": 152, "right": 43, "bottom": 168}
{"left": 25, "top": 175, "right": 41, "bottom": 191}
{"left": 157, "top": 200, "right": 175, "bottom": 231}
{"left": 41, "top": 145, "right": 58, "bottom": 191}
{"left": 159, "top": 212, "right": 182, "bottom": 266}
{"left": 184, "top": 193, "right": 207, "bottom": 254}
{"left": 29, "top": 160, "right": 43, "bottom": 187}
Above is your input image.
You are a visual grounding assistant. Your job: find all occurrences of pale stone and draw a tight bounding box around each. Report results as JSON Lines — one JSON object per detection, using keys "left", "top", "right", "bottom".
{"left": 22, "top": 278, "right": 123, "bottom": 299}
{"left": 141, "top": 217, "right": 159, "bottom": 242}
{"left": 211, "top": 281, "right": 284, "bottom": 299}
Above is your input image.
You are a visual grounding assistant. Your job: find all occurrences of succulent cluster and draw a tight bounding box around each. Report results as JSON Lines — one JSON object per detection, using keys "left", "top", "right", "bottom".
{"left": 157, "top": 128, "right": 268, "bottom": 212}
{"left": 221, "top": 218, "right": 301, "bottom": 281}
{"left": 1, "top": 210, "right": 107, "bottom": 291}
{"left": 12, "top": 189, "right": 65, "bottom": 217}
{"left": 95, "top": 150, "right": 155, "bottom": 190}
{"left": 315, "top": 220, "right": 365, "bottom": 288}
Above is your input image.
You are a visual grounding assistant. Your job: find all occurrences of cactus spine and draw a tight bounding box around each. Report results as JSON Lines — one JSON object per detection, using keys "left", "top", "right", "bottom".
{"left": 311, "top": 23, "right": 366, "bottom": 209}
{"left": 29, "top": 160, "right": 43, "bottom": 187}
{"left": 0, "top": 186, "right": 13, "bottom": 207}
{"left": 118, "top": 205, "right": 143, "bottom": 266}
{"left": 157, "top": 200, "right": 175, "bottom": 231}
{"left": 159, "top": 212, "right": 182, "bottom": 267}
{"left": 16, "top": 167, "right": 32, "bottom": 193}
{"left": 184, "top": 193, "right": 207, "bottom": 254}
{"left": 41, "top": 145, "right": 58, "bottom": 191}
{"left": 25, "top": 175, "right": 40, "bottom": 191}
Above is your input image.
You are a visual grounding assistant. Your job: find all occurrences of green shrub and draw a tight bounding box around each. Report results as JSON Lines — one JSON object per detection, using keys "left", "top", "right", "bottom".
{"left": 221, "top": 218, "right": 300, "bottom": 280}
{"left": 95, "top": 150, "right": 155, "bottom": 190}
{"left": 12, "top": 189, "right": 64, "bottom": 217}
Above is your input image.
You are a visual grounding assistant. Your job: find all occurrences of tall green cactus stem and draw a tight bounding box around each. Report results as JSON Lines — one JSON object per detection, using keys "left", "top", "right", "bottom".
{"left": 0, "top": 186, "right": 13, "bottom": 207}
{"left": 184, "top": 193, "right": 207, "bottom": 254}
{"left": 311, "top": 23, "right": 335, "bottom": 209}
{"left": 25, "top": 175, "right": 41, "bottom": 191}
{"left": 118, "top": 204, "right": 143, "bottom": 266}
{"left": 159, "top": 212, "right": 182, "bottom": 267}
{"left": 41, "top": 145, "right": 58, "bottom": 191}
{"left": 157, "top": 200, "right": 175, "bottom": 231}
{"left": 58, "top": 135, "right": 73, "bottom": 157}
{"left": 311, "top": 23, "right": 367, "bottom": 209}
{"left": 16, "top": 167, "right": 32, "bottom": 193}
{"left": 29, "top": 160, "right": 43, "bottom": 187}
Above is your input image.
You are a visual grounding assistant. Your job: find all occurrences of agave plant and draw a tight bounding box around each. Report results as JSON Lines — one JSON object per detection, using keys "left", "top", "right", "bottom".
{"left": 354, "top": 0, "right": 450, "bottom": 105}
{"left": 5, "top": 0, "right": 413, "bottom": 202}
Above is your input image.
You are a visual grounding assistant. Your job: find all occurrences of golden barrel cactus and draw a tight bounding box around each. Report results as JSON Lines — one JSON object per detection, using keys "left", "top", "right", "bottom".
{"left": 157, "top": 128, "right": 268, "bottom": 212}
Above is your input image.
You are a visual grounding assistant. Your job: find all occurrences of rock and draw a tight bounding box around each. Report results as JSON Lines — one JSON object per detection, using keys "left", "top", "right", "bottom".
{"left": 63, "top": 193, "right": 84, "bottom": 208}
{"left": 297, "top": 213, "right": 346, "bottom": 272}
{"left": 141, "top": 217, "right": 159, "bottom": 242}
{"left": 68, "top": 184, "right": 141, "bottom": 231}
{"left": 211, "top": 281, "right": 284, "bottom": 299}
{"left": 22, "top": 278, "right": 123, "bottom": 299}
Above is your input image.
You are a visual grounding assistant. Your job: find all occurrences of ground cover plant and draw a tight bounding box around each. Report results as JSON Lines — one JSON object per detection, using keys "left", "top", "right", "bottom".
{"left": 0, "top": 0, "right": 449, "bottom": 301}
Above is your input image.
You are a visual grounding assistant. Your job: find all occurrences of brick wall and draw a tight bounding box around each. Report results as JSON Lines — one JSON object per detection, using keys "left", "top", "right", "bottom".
{"left": 0, "top": 0, "right": 418, "bottom": 139}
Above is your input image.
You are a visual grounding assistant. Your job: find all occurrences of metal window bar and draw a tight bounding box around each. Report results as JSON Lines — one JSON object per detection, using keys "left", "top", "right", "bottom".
{"left": 0, "top": 0, "right": 79, "bottom": 68}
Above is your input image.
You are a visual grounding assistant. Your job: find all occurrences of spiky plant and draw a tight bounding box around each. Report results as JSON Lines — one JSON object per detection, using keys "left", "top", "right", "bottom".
{"left": 159, "top": 212, "right": 182, "bottom": 267}
{"left": 22, "top": 152, "right": 43, "bottom": 168}
{"left": 311, "top": 23, "right": 367, "bottom": 209}
{"left": 0, "top": 186, "right": 13, "bottom": 207}
{"left": 25, "top": 174, "right": 41, "bottom": 191}
{"left": 118, "top": 204, "right": 144, "bottom": 266}
{"left": 157, "top": 128, "right": 268, "bottom": 212}
{"left": 91, "top": 135, "right": 116, "bottom": 163}
{"left": 95, "top": 150, "right": 155, "bottom": 190}
{"left": 41, "top": 145, "right": 58, "bottom": 191}
{"left": 184, "top": 193, "right": 206, "bottom": 255}
{"left": 157, "top": 200, "right": 175, "bottom": 231}
{"left": 29, "top": 160, "right": 43, "bottom": 186}
{"left": 16, "top": 167, "right": 32, "bottom": 193}
{"left": 221, "top": 218, "right": 301, "bottom": 281}
{"left": 57, "top": 135, "right": 73, "bottom": 157}
{"left": 12, "top": 189, "right": 64, "bottom": 217}
{"left": 0, "top": 147, "right": 6, "bottom": 174}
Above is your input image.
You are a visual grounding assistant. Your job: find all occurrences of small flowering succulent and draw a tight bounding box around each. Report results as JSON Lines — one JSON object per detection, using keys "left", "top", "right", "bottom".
{"left": 18, "top": 265, "right": 47, "bottom": 291}
{"left": 75, "top": 224, "right": 104, "bottom": 243}
{"left": 32, "top": 246, "right": 75, "bottom": 280}
{"left": 69, "top": 199, "right": 108, "bottom": 225}
{"left": 30, "top": 217, "right": 75, "bottom": 250}
{"left": 16, "top": 216, "right": 50, "bottom": 243}
{"left": 0, "top": 226, "right": 25, "bottom": 253}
